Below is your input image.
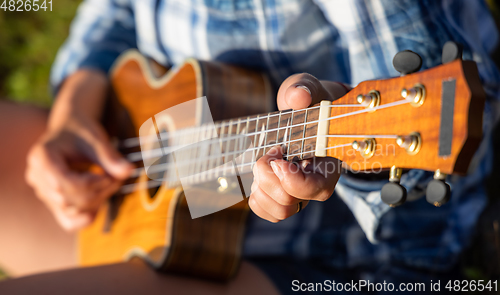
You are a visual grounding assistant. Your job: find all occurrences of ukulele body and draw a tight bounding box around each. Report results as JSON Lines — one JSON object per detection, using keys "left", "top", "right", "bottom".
{"left": 78, "top": 50, "right": 273, "bottom": 281}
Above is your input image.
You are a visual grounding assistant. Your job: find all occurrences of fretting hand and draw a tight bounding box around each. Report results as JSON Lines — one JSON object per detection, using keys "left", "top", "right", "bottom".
{"left": 248, "top": 73, "right": 349, "bottom": 222}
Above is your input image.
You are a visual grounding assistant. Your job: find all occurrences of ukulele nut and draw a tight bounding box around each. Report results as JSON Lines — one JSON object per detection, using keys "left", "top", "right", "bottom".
{"left": 396, "top": 132, "right": 421, "bottom": 155}
{"left": 352, "top": 138, "right": 376, "bottom": 159}
{"left": 356, "top": 90, "right": 380, "bottom": 111}
{"left": 401, "top": 84, "right": 425, "bottom": 107}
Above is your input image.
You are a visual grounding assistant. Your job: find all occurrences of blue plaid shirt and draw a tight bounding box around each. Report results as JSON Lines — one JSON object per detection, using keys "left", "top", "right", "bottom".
{"left": 52, "top": 0, "right": 500, "bottom": 278}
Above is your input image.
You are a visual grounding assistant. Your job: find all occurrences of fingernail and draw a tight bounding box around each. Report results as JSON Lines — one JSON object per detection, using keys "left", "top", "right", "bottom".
{"left": 270, "top": 161, "right": 284, "bottom": 181}
{"left": 295, "top": 85, "right": 311, "bottom": 96}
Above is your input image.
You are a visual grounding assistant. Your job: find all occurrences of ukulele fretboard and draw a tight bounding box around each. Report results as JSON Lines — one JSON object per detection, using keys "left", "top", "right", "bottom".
{"left": 160, "top": 107, "right": 321, "bottom": 186}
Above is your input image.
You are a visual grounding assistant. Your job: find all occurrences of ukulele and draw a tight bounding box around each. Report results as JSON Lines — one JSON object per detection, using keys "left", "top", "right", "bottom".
{"left": 78, "top": 46, "right": 485, "bottom": 281}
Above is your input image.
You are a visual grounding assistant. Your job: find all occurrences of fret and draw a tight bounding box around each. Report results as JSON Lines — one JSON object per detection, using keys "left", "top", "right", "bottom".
{"left": 194, "top": 128, "right": 202, "bottom": 182}
{"left": 228, "top": 118, "right": 239, "bottom": 164}
{"left": 243, "top": 116, "right": 256, "bottom": 167}
{"left": 240, "top": 118, "right": 247, "bottom": 153}
{"left": 194, "top": 127, "right": 202, "bottom": 182}
{"left": 209, "top": 122, "right": 224, "bottom": 178}
{"left": 188, "top": 127, "right": 198, "bottom": 184}
{"left": 208, "top": 124, "right": 216, "bottom": 181}
{"left": 199, "top": 124, "right": 210, "bottom": 182}
{"left": 287, "top": 110, "right": 307, "bottom": 161}
{"left": 177, "top": 128, "right": 190, "bottom": 183}
{"left": 262, "top": 114, "right": 270, "bottom": 156}
{"left": 303, "top": 108, "right": 320, "bottom": 159}
{"left": 240, "top": 116, "right": 251, "bottom": 173}
{"left": 300, "top": 109, "right": 308, "bottom": 160}
{"left": 276, "top": 112, "right": 281, "bottom": 145}
{"left": 257, "top": 116, "right": 265, "bottom": 161}
{"left": 235, "top": 118, "right": 242, "bottom": 163}
{"left": 215, "top": 122, "right": 225, "bottom": 178}
{"left": 261, "top": 111, "right": 277, "bottom": 155}
{"left": 276, "top": 110, "right": 292, "bottom": 155}
{"left": 223, "top": 120, "right": 233, "bottom": 176}
{"left": 286, "top": 109, "right": 294, "bottom": 159}
{"left": 259, "top": 115, "right": 267, "bottom": 158}
{"left": 252, "top": 115, "right": 260, "bottom": 169}
{"left": 205, "top": 124, "right": 213, "bottom": 180}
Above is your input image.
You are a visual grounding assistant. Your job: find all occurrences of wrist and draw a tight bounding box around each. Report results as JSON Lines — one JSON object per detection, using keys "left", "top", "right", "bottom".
{"left": 49, "top": 69, "right": 108, "bottom": 131}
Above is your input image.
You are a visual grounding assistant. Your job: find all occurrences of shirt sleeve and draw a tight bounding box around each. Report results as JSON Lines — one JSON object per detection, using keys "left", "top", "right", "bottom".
{"left": 50, "top": 0, "right": 136, "bottom": 95}
{"left": 313, "top": 0, "right": 500, "bottom": 244}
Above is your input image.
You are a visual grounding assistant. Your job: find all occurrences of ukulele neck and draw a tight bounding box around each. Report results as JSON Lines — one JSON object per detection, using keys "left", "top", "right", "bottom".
{"left": 165, "top": 104, "right": 324, "bottom": 186}
{"left": 214, "top": 105, "right": 323, "bottom": 162}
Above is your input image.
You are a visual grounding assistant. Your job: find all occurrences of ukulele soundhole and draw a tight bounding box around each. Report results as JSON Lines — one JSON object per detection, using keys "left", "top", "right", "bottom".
{"left": 146, "top": 127, "right": 170, "bottom": 199}
{"left": 147, "top": 168, "right": 162, "bottom": 199}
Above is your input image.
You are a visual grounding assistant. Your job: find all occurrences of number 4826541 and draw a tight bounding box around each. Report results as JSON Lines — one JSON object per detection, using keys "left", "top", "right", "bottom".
{"left": 1, "top": 0, "right": 52, "bottom": 11}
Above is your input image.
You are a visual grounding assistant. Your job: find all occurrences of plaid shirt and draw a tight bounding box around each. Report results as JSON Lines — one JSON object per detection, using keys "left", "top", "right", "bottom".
{"left": 52, "top": 0, "right": 500, "bottom": 274}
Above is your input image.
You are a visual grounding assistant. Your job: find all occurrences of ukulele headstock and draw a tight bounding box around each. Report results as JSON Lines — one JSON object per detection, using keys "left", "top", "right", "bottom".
{"left": 322, "top": 43, "right": 485, "bottom": 206}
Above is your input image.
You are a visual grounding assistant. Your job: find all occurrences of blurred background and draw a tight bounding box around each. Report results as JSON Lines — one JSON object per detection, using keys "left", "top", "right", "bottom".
{"left": 0, "top": 0, "right": 499, "bottom": 287}
{"left": 0, "top": 1, "right": 80, "bottom": 107}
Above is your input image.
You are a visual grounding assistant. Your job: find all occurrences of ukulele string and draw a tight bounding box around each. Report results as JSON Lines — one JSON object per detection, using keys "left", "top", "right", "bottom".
{"left": 124, "top": 99, "right": 409, "bottom": 162}
{"left": 128, "top": 133, "right": 399, "bottom": 178}
{"left": 120, "top": 103, "right": 366, "bottom": 148}
{"left": 119, "top": 143, "right": 352, "bottom": 194}
{"left": 118, "top": 99, "right": 410, "bottom": 192}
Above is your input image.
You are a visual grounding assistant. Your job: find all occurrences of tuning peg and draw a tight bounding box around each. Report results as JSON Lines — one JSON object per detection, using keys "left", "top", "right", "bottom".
{"left": 393, "top": 50, "right": 422, "bottom": 75}
{"left": 442, "top": 41, "right": 463, "bottom": 64}
{"left": 426, "top": 170, "right": 451, "bottom": 207}
{"left": 381, "top": 166, "right": 407, "bottom": 207}
{"left": 396, "top": 132, "right": 422, "bottom": 155}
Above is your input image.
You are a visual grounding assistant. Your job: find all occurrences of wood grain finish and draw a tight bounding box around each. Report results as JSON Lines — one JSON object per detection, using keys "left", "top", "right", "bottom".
{"left": 324, "top": 60, "right": 485, "bottom": 175}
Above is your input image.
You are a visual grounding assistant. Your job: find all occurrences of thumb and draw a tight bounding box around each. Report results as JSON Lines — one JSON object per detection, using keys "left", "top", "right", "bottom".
{"left": 277, "top": 73, "right": 351, "bottom": 111}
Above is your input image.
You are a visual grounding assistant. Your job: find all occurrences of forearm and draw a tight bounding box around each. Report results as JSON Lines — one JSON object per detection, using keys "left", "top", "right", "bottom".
{"left": 48, "top": 69, "right": 109, "bottom": 131}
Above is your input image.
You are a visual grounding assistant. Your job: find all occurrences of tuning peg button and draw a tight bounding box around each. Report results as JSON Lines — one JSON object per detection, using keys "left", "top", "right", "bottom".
{"left": 426, "top": 170, "right": 451, "bottom": 206}
{"left": 381, "top": 182, "right": 407, "bottom": 207}
{"left": 442, "top": 41, "right": 463, "bottom": 64}
{"left": 381, "top": 166, "right": 407, "bottom": 207}
{"left": 393, "top": 50, "right": 422, "bottom": 75}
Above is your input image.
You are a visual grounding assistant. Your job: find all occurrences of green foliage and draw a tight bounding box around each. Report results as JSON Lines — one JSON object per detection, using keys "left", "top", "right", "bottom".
{"left": 0, "top": 1, "right": 81, "bottom": 106}
{"left": 0, "top": 267, "right": 6, "bottom": 280}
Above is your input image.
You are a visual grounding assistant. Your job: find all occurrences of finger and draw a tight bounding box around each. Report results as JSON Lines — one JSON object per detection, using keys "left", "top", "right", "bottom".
{"left": 27, "top": 144, "right": 72, "bottom": 193}
{"left": 64, "top": 174, "right": 119, "bottom": 210}
{"left": 248, "top": 193, "right": 280, "bottom": 223}
{"left": 277, "top": 73, "right": 351, "bottom": 110}
{"left": 251, "top": 185, "right": 308, "bottom": 220}
{"left": 87, "top": 136, "right": 133, "bottom": 180}
{"left": 32, "top": 185, "right": 69, "bottom": 209}
{"left": 28, "top": 143, "right": 120, "bottom": 211}
{"left": 271, "top": 157, "right": 342, "bottom": 202}
{"left": 48, "top": 203, "right": 96, "bottom": 232}
{"left": 253, "top": 150, "right": 302, "bottom": 206}
{"left": 91, "top": 178, "right": 122, "bottom": 205}
{"left": 30, "top": 161, "right": 115, "bottom": 211}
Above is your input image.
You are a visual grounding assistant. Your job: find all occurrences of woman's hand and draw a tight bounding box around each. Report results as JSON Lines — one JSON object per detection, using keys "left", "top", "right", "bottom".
{"left": 25, "top": 70, "right": 132, "bottom": 231}
{"left": 249, "top": 73, "right": 349, "bottom": 222}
